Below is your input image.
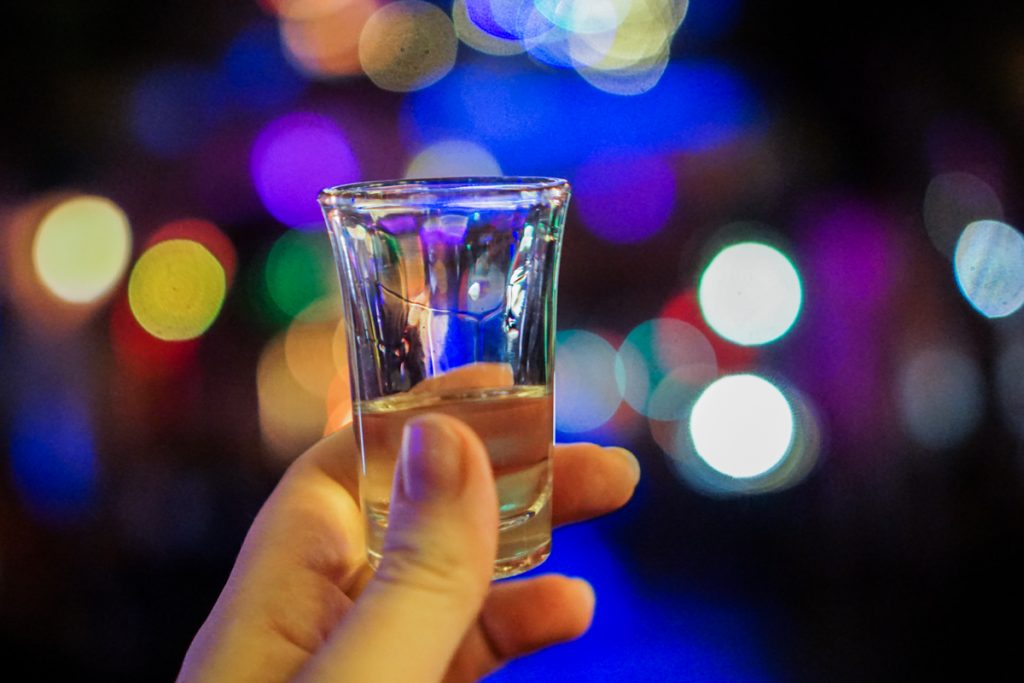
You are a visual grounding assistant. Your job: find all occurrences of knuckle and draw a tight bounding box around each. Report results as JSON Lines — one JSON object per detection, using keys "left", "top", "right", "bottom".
{"left": 376, "top": 536, "right": 483, "bottom": 599}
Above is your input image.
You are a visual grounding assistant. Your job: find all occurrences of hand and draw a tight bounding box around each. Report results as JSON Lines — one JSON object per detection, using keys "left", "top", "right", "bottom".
{"left": 177, "top": 414, "right": 640, "bottom": 682}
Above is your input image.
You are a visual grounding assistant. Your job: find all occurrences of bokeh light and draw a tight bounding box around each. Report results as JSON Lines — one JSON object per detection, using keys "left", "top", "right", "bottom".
{"left": 688, "top": 374, "right": 794, "bottom": 479}
{"left": 669, "top": 379, "right": 821, "bottom": 496}
{"left": 284, "top": 303, "right": 348, "bottom": 398}
{"left": 452, "top": 0, "right": 525, "bottom": 56}
{"left": 404, "top": 139, "right": 502, "bottom": 178}
{"left": 555, "top": 329, "right": 622, "bottom": 433}
{"left": 250, "top": 111, "right": 360, "bottom": 228}
{"left": 534, "top": 0, "right": 628, "bottom": 35}
{"left": 32, "top": 195, "right": 132, "bottom": 305}
{"left": 404, "top": 59, "right": 755, "bottom": 173}
{"left": 3, "top": 194, "right": 100, "bottom": 335}
{"left": 465, "top": 0, "right": 537, "bottom": 41}
{"left": 645, "top": 368, "right": 706, "bottom": 457}
{"left": 615, "top": 318, "right": 717, "bottom": 418}
{"left": 953, "top": 219, "right": 1024, "bottom": 318}
{"left": 575, "top": 49, "right": 671, "bottom": 96}
{"left": 574, "top": 150, "right": 676, "bottom": 243}
{"left": 146, "top": 218, "right": 238, "bottom": 285}
{"left": 220, "top": 22, "right": 305, "bottom": 111}
{"left": 567, "top": 0, "right": 683, "bottom": 95}
{"left": 923, "top": 171, "right": 1003, "bottom": 258}
{"left": 10, "top": 388, "right": 98, "bottom": 524}
{"left": 128, "top": 239, "right": 227, "bottom": 341}
{"left": 110, "top": 294, "right": 199, "bottom": 379}
{"left": 280, "top": 1, "right": 379, "bottom": 79}
{"left": 263, "top": 230, "right": 337, "bottom": 320}
{"left": 698, "top": 241, "right": 802, "bottom": 346}
{"left": 899, "top": 346, "right": 984, "bottom": 450}
{"left": 660, "top": 288, "right": 756, "bottom": 371}
{"left": 358, "top": 0, "right": 458, "bottom": 92}
{"left": 258, "top": 332, "right": 330, "bottom": 460}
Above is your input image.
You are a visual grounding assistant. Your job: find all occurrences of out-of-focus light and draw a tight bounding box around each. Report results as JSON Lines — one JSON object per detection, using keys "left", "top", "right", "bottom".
{"left": 567, "top": 0, "right": 680, "bottom": 95}
{"left": 221, "top": 22, "right": 305, "bottom": 110}
{"left": 32, "top": 195, "right": 132, "bottom": 304}
{"left": 570, "top": 0, "right": 678, "bottom": 67}
{"left": 10, "top": 389, "right": 98, "bottom": 524}
{"left": 556, "top": 330, "right": 622, "bottom": 433}
{"left": 669, "top": 379, "right": 820, "bottom": 496}
{"left": 264, "top": 231, "right": 337, "bottom": 320}
{"left": 688, "top": 374, "right": 794, "bottom": 479}
{"left": 128, "top": 64, "right": 221, "bottom": 158}
{"left": 645, "top": 368, "right": 704, "bottom": 456}
{"left": 660, "top": 289, "right": 756, "bottom": 371}
{"left": 575, "top": 49, "right": 670, "bottom": 96}
{"left": 452, "top": 0, "right": 524, "bottom": 56}
{"left": 403, "top": 59, "right": 755, "bottom": 174}
{"left": 615, "top": 318, "right": 717, "bottom": 418}
{"left": 534, "top": 0, "right": 627, "bottom": 35}
{"left": 575, "top": 150, "right": 675, "bottom": 243}
{"left": 698, "top": 241, "right": 802, "bottom": 346}
{"left": 147, "top": 218, "right": 238, "bottom": 285}
{"left": 996, "top": 339, "right": 1024, "bottom": 440}
{"left": 465, "top": 0, "right": 535, "bottom": 40}
{"left": 128, "top": 239, "right": 227, "bottom": 341}
{"left": 923, "top": 172, "right": 1003, "bottom": 258}
{"left": 521, "top": 13, "right": 575, "bottom": 69}
{"left": 953, "top": 220, "right": 1024, "bottom": 318}
{"left": 284, "top": 305, "right": 348, "bottom": 398}
{"left": 404, "top": 139, "right": 502, "bottom": 178}
{"left": 281, "top": 1, "right": 379, "bottom": 79}
{"left": 358, "top": 0, "right": 458, "bottom": 92}
{"left": 899, "top": 346, "right": 983, "bottom": 450}
{"left": 258, "top": 333, "right": 329, "bottom": 460}
{"left": 251, "top": 111, "right": 359, "bottom": 228}
{"left": 325, "top": 373, "right": 353, "bottom": 436}
{"left": 110, "top": 294, "right": 199, "bottom": 379}
{"left": 3, "top": 194, "right": 100, "bottom": 335}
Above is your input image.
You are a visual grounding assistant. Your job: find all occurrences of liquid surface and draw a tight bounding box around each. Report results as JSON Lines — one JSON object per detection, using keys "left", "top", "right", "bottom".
{"left": 357, "top": 385, "right": 553, "bottom": 578}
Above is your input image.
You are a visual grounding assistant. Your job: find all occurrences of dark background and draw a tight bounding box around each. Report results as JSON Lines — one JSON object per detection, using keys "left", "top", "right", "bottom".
{"left": 3, "top": 1, "right": 1024, "bottom": 680}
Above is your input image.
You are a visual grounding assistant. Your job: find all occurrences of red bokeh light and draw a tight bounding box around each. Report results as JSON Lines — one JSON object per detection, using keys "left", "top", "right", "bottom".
{"left": 659, "top": 288, "right": 757, "bottom": 372}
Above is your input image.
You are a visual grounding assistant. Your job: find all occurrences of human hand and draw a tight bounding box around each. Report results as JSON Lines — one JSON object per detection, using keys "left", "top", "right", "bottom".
{"left": 177, "top": 413, "right": 639, "bottom": 682}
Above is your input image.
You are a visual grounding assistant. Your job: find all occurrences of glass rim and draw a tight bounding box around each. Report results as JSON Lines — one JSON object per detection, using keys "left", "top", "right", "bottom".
{"left": 318, "top": 176, "right": 570, "bottom": 209}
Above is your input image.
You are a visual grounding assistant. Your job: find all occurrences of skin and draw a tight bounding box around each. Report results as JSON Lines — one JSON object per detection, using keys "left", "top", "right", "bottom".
{"left": 178, "top": 369, "right": 640, "bottom": 683}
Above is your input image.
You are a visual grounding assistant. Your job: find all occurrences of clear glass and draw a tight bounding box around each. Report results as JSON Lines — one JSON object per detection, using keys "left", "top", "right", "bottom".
{"left": 319, "top": 177, "right": 570, "bottom": 578}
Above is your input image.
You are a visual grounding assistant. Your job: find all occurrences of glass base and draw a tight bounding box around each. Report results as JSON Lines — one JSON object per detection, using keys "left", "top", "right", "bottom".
{"left": 366, "top": 496, "right": 552, "bottom": 580}
{"left": 366, "top": 538, "right": 551, "bottom": 580}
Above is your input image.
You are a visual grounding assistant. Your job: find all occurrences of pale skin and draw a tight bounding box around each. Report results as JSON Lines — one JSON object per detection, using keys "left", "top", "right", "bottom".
{"left": 178, "top": 373, "right": 640, "bottom": 682}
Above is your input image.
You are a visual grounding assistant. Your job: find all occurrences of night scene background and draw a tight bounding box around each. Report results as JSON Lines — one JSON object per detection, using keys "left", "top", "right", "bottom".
{"left": 3, "top": 1, "right": 1024, "bottom": 680}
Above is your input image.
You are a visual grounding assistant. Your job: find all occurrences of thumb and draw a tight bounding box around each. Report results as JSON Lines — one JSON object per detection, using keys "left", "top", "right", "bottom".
{"left": 298, "top": 414, "right": 499, "bottom": 683}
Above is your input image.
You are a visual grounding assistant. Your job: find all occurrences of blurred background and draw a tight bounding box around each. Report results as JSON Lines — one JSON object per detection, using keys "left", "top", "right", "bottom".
{"left": 3, "top": 0, "right": 1024, "bottom": 680}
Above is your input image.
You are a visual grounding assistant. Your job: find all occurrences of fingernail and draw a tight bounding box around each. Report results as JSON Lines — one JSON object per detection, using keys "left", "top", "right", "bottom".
{"left": 608, "top": 447, "right": 641, "bottom": 485}
{"left": 400, "top": 415, "right": 465, "bottom": 502}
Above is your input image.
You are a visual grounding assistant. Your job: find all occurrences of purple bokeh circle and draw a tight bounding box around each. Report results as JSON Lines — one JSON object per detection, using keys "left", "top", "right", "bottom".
{"left": 250, "top": 111, "right": 359, "bottom": 229}
{"left": 574, "top": 152, "right": 677, "bottom": 243}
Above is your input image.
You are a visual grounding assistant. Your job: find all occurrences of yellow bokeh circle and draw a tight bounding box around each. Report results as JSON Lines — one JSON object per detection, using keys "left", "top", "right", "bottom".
{"left": 128, "top": 239, "right": 227, "bottom": 341}
{"left": 358, "top": 0, "right": 458, "bottom": 92}
{"left": 32, "top": 195, "right": 132, "bottom": 304}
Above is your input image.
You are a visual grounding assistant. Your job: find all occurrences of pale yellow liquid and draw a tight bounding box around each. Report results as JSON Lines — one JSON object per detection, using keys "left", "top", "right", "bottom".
{"left": 357, "top": 386, "right": 553, "bottom": 578}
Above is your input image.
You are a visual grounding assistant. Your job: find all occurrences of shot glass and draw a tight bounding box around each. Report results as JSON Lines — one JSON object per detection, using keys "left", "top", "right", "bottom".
{"left": 319, "top": 177, "right": 570, "bottom": 578}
